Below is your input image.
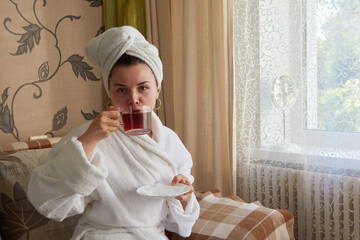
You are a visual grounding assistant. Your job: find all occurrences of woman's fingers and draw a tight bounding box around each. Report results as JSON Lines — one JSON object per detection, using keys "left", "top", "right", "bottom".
{"left": 172, "top": 174, "right": 194, "bottom": 202}
{"left": 106, "top": 106, "right": 123, "bottom": 125}
{"left": 176, "top": 192, "right": 192, "bottom": 201}
{"left": 78, "top": 107, "right": 121, "bottom": 160}
{"left": 103, "top": 117, "right": 121, "bottom": 128}
{"left": 102, "top": 108, "right": 121, "bottom": 120}
{"left": 107, "top": 105, "right": 121, "bottom": 111}
{"left": 82, "top": 109, "right": 122, "bottom": 142}
{"left": 171, "top": 174, "right": 191, "bottom": 186}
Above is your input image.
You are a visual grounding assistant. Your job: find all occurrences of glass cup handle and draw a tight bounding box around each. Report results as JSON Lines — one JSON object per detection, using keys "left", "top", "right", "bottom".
{"left": 118, "top": 110, "right": 124, "bottom": 126}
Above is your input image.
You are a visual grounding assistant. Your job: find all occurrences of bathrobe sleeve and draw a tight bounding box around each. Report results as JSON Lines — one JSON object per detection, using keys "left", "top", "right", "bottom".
{"left": 27, "top": 123, "right": 108, "bottom": 222}
{"left": 162, "top": 129, "right": 200, "bottom": 237}
{"left": 165, "top": 194, "right": 200, "bottom": 237}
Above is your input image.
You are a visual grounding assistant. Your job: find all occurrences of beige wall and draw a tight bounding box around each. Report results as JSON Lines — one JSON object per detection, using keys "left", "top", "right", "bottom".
{"left": 0, "top": 0, "right": 105, "bottom": 144}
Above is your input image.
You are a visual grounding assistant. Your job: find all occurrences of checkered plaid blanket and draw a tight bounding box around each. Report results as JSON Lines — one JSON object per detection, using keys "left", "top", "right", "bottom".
{"left": 167, "top": 190, "right": 294, "bottom": 240}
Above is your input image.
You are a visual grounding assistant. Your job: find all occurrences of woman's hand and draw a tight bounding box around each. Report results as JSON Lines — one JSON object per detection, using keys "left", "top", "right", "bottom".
{"left": 78, "top": 106, "right": 121, "bottom": 160}
{"left": 171, "top": 174, "right": 194, "bottom": 209}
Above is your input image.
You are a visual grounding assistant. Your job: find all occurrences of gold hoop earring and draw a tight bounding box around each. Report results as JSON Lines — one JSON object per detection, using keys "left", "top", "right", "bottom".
{"left": 154, "top": 98, "right": 162, "bottom": 110}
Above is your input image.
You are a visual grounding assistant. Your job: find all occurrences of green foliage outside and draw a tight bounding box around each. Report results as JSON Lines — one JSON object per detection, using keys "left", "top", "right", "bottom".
{"left": 316, "top": 0, "right": 360, "bottom": 132}
{"left": 318, "top": 79, "right": 360, "bottom": 132}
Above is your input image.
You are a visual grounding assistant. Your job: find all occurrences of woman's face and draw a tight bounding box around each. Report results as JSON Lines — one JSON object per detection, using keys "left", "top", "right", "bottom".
{"left": 108, "top": 63, "right": 159, "bottom": 109}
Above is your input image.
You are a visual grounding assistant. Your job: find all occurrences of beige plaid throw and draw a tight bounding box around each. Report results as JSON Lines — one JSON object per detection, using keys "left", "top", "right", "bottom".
{"left": 168, "top": 190, "right": 294, "bottom": 240}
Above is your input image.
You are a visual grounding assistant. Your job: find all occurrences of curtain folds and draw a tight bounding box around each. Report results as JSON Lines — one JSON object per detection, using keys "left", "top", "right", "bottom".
{"left": 145, "top": 0, "right": 174, "bottom": 129}
{"left": 146, "top": 0, "right": 235, "bottom": 196}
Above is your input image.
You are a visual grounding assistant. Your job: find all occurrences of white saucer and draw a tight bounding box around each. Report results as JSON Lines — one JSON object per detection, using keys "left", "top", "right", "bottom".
{"left": 136, "top": 183, "right": 190, "bottom": 198}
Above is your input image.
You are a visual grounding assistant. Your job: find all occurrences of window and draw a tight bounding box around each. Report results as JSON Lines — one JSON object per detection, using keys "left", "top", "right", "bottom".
{"left": 259, "top": 0, "right": 360, "bottom": 151}
{"left": 301, "top": 0, "right": 360, "bottom": 150}
{"left": 306, "top": 0, "right": 360, "bottom": 133}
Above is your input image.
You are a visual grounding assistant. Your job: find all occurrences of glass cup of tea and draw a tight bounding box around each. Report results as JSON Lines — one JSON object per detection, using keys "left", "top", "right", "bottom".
{"left": 119, "top": 105, "right": 152, "bottom": 135}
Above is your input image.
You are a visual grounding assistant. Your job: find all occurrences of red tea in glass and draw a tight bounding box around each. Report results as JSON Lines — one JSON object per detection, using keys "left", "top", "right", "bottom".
{"left": 120, "top": 106, "right": 152, "bottom": 135}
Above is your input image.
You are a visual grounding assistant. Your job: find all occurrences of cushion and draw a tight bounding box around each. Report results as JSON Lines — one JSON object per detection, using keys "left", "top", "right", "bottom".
{"left": 0, "top": 148, "right": 80, "bottom": 240}
{"left": 0, "top": 137, "right": 61, "bottom": 153}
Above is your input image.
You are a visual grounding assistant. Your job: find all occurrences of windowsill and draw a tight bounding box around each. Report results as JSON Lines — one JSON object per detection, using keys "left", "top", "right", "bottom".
{"left": 252, "top": 143, "right": 360, "bottom": 172}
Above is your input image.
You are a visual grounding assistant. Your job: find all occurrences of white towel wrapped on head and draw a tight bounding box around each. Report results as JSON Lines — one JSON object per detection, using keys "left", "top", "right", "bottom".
{"left": 85, "top": 26, "right": 163, "bottom": 96}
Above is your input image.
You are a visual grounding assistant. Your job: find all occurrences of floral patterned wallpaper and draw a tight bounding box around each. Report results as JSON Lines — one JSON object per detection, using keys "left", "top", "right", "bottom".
{"left": 0, "top": 0, "right": 105, "bottom": 145}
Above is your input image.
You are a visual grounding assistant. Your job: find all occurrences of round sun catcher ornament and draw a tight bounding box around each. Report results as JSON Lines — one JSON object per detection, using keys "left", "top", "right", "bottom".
{"left": 270, "top": 74, "right": 299, "bottom": 151}
{"left": 271, "top": 74, "right": 297, "bottom": 110}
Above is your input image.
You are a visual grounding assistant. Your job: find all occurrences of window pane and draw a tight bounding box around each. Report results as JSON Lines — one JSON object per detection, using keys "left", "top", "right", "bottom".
{"left": 309, "top": 0, "right": 360, "bottom": 133}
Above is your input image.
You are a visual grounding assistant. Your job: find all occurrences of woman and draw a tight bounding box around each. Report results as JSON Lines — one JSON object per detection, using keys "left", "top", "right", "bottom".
{"left": 28, "top": 26, "right": 200, "bottom": 240}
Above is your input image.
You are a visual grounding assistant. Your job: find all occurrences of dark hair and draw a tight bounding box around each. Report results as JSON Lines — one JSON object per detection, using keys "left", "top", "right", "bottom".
{"left": 109, "top": 53, "right": 158, "bottom": 87}
{"left": 109, "top": 53, "right": 146, "bottom": 79}
{"left": 114, "top": 53, "right": 145, "bottom": 66}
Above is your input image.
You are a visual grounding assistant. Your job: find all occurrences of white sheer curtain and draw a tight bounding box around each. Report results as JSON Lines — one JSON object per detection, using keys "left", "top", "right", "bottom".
{"left": 234, "top": 0, "right": 360, "bottom": 239}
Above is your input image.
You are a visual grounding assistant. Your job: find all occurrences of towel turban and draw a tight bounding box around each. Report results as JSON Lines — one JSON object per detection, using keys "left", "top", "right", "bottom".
{"left": 85, "top": 26, "right": 163, "bottom": 97}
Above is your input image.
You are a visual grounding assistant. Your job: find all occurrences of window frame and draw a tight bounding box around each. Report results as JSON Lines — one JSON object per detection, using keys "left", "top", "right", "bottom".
{"left": 288, "top": 0, "right": 360, "bottom": 151}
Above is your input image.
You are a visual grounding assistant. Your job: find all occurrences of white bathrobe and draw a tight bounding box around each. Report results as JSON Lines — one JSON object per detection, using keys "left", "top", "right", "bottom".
{"left": 28, "top": 113, "right": 200, "bottom": 240}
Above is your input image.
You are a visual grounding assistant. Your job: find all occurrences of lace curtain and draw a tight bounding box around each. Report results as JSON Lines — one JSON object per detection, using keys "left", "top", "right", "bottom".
{"left": 234, "top": 0, "right": 360, "bottom": 239}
